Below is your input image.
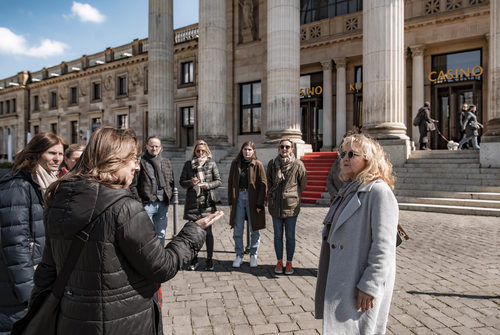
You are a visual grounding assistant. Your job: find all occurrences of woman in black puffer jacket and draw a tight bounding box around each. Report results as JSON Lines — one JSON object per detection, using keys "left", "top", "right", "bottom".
{"left": 179, "top": 140, "right": 222, "bottom": 271}
{"left": 30, "top": 127, "right": 223, "bottom": 335}
{"left": 0, "top": 132, "right": 66, "bottom": 334}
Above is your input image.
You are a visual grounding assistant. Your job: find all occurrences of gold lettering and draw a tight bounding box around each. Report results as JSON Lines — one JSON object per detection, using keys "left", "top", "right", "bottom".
{"left": 356, "top": 82, "right": 362, "bottom": 90}
{"left": 446, "top": 69, "right": 454, "bottom": 80}
{"left": 437, "top": 71, "right": 446, "bottom": 82}
{"left": 300, "top": 88, "right": 305, "bottom": 97}
{"left": 472, "top": 65, "right": 483, "bottom": 76}
{"left": 315, "top": 86, "right": 323, "bottom": 95}
{"left": 349, "top": 83, "right": 355, "bottom": 91}
{"left": 460, "top": 68, "right": 470, "bottom": 78}
{"left": 306, "top": 87, "right": 313, "bottom": 96}
{"left": 428, "top": 71, "right": 437, "bottom": 82}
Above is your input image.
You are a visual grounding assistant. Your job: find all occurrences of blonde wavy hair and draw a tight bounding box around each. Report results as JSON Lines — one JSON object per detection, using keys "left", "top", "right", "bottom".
{"left": 46, "top": 126, "right": 141, "bottom": 200}
{"left": 190, "top": 139, "right": 213, "bottom": 159}
{"left": 339, "top": 134, "right": 396, "bottom": 190}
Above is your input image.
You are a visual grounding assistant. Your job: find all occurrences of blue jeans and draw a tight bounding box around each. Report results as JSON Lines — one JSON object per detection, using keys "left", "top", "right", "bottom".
{"left": 458, "top": 134, "right": 480, "bottom": 150}
{"left": 233, "top": 191, "right": 260, "bottom": 257}
{"left": 272, "top": 216, "right": 297, "bottom": 262}
{"left": 144, "top": 201, "right": 169, "bottom": 246}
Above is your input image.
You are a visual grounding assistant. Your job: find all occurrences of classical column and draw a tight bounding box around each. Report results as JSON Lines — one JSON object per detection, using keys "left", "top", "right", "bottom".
{"left": 335, "top": 58, "right": 347, "bottom": 147}
{"left": 197, "top": 0, "right": 228, "bottom": 145}
{"left": 321, "top": 60, "right": 333, "bottom": 150}
{"left": 148, "top": 0, "right": 175, "bottom": 146}
{"left": 410, "top": 45, "right": 425, "bottom": 145}
{"left": 482, "top": 1, "right": 500, "bottom": 166}
{"left": 362, "top": 0, "right": 409, "bottom": 165}
{"left": 265, "top": 0, "right": 302, "bottom": 143}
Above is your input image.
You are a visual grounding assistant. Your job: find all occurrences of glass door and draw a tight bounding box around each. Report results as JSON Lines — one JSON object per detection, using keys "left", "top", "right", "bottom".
{"left": 300, "top": 100, "right": 323, "bottom": 151}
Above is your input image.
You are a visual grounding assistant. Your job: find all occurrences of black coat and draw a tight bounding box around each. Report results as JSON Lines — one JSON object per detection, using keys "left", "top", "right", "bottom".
{"left": 462, "top": 111, "right": 482, "bottom": 137}
{"left": 130, "top": 155, "right": 174, "bottom": 205}
{"left": 0, "top": 170, "right": 45, "bottom": 332}
{"left": 417, "top": 107, "right": 433, "bottom": 143}
{"left": 31, "top": 179, "right": 206, "bottom": 335}
{"left": 179, "top": 158, "right": 222, "bottom": 221}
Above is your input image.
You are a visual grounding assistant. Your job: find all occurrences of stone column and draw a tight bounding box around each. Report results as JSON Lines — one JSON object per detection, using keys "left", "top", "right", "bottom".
{"left": 482, "top": 1, "right": 500, "bottom": 167}
{"left": 148, "top": 0, "right": 175, "bottom": 146}
{"left": 321, "top": 60, "right": 333, "bottom": 151}
{"left": 265, "top": 0, "right": 302, "bottom": 143}
{"left": 335, "top": 58, "right": 347, "bottom": 147}
{"left": 197, "top": 0, "right": 228, "bottom": 145}
{"left": 362, "top": 0, "right": 409, "bottom": 165}
{"left": 410, "top": 45, "right": 425, "bottom": 146}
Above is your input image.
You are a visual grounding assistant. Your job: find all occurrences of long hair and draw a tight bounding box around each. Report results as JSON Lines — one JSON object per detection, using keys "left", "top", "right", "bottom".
{"left": 339, "top": 134, "right": 396, "bottom": 190}
{"left": 61, "top": 143, "right": 86, "bottom": 170}
{"left": 190, "top": 139, "right": 213, "bottom": 159}
{"left": 235, "top": 141, "right": 257, "bottom": 161}
{"left": 12, "top": 132, "right": 67, "bottom": 174}
{"left": 46, "top": 126, "right": 141, "bottom": 200}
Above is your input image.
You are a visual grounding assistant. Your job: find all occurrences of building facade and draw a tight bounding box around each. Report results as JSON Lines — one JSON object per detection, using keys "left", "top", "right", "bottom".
{"left": 0, "top": 0, "right": 496, "bottom": 164}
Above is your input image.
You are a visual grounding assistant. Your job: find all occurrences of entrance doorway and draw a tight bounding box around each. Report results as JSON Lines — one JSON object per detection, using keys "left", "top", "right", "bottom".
{"left": 300, "top": 99, "right": 323, "bottom": 152}
{"left": 432, "top": 82, "right": 481, "bottom": 149}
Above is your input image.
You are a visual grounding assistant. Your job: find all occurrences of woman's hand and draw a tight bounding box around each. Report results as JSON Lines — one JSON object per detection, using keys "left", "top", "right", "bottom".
{"left": 192, "top": 177, "right": 200, "bottom": 185}
{"left": 256, "top": 208, "right": 261, "bottom": 213}
{"left": 195, "top": 211, "right": 224, "bottom": 229}
{"left": 199, "top": 183, "right": 208, "bottom": 189}
{"left": 356, "top": 289, "right": 375, "bottom": 312}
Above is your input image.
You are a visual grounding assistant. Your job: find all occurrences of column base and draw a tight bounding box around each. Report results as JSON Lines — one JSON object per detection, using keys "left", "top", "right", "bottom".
{"left": 264, "top": 129, "right": 304, "bottom": 144}
{"left": 376, "top": 138, "right": 411, "bottom": 167}
{"left": 257, "top": 142, "right": 313, "bottom": 165}
{"left": 362, "top": 122, "right": 409, "bottom": 140}
{"left": 480, "top": 137, "right": 500, "bottom": 167}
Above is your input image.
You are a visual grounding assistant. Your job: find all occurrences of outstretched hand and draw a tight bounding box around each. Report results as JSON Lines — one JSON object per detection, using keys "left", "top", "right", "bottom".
{"left": 195, "top": 211, "right": 224, "bottom": 229}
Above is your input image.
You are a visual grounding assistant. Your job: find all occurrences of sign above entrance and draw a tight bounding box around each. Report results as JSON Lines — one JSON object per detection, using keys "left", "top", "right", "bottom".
{"left": 428, "top": 66, "right": 483, "bottom": 83}
{"left": 300, "top": 86, "right": 323, "bottom": 98}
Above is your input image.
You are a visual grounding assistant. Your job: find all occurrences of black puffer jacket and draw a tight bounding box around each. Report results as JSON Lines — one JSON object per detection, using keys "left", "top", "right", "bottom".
{"left": 0, "top": 170, "right": 45, "bottom": 332}
{"left": 130, "top": 155, "right": 174, "bottom": 205}
{"left": 179, "top": 158, "right": 222, "bottom": 221}
{"left": 31, "top": 179, "right": 206, "bottom": 335}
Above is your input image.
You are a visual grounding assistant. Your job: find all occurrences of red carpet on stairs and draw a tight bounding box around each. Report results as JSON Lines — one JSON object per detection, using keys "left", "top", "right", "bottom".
{"left": 301, "top": 152, "right": 338, "bottom": 204}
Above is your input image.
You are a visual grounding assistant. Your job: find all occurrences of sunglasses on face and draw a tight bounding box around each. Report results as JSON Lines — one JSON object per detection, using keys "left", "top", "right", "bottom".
{"left": 196, "top": 149, "right": 206, "bottom": 154}
{"left": 280, "top": 145, "right": 291, "bottom": 150}
{"left": 340, "top": 151, "right": 360, "bottom": 159}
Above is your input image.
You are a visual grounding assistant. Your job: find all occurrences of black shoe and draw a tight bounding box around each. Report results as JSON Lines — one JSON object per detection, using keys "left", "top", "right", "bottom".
{"left": 189, "top": 262, "right": 199, "bottom": 271}
{"left": 205, "top": 259, "right": 214, "bottom": 271}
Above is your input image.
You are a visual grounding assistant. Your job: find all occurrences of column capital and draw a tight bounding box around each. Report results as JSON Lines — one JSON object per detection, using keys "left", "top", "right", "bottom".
{"left": 410, "top": 45, "right": 425, "bottom": 57}
{"left": 321, "top": 60, "right": 333, "bottom": 70}
{"left": 334, "top": 58, "right": 347, "bottom": 68}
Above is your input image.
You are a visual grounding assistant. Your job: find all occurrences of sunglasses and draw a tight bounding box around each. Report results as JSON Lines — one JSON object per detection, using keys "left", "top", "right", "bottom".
{"left": 196, "top": 149, "right": 206, "bottom": 153}
{"left": 340, "top": 151, "right": 360, "bottom": 159}
{"left": 280, "top": 145, "right": 291, "bottom": 150}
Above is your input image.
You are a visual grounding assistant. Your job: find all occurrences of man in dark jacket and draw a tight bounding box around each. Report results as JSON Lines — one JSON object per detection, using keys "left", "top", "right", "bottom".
{"left": 131, "top": 136, "right": 174, "bottom": 246}
{"left": 417, "top": 101, "right": 436, "bottom": 150}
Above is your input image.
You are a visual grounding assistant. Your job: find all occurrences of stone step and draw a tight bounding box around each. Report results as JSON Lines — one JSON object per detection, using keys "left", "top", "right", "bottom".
{"left": 397, "top": 202, "right": 500, "bottom": 217}
{"left": 394, "top": 189, "right": 500, "bottom": 201}
{"left": 409, "top": 151, "right": 479, "bottom": 159}
{"left": 396, "top": 196, "right": 500, "bottom": 209}
{"left": 395, "top": 183, "right": 500, "bottom": 193}
{"left": 395, "top": 171, "right": 500, "bottom": 180}
{"left": 403, "top": 163, "right": 480, "bottom": 169}
{"left": 396, "top": 177, "right": 500, "bottom": 186}
{"left": 406, "top": 158, "right": 479, "bottom": 165}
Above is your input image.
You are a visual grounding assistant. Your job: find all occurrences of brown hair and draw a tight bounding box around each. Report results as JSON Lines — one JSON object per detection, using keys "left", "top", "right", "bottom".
{"left": 236, "top": 141, "right": 257, "bottom": 161}
{"left": 339, "top": 133, "right": 396, "bottom": 190}
{"left": 12, "top": 132, "right": 67, "bottom": 174}
{"left": 190, "top": 139, "right": 213, "bottom": 159}
{"left": 61, "top": 143, "right": 85, "bottom": 169}
{"left": 46, "top": 126, "right": 141, "bottom": 199}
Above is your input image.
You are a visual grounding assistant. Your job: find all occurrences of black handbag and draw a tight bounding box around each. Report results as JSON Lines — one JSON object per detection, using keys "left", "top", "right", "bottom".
{"left": 396, "top": 223, "right": 409, "bottom": 247}
{"left": 12, "top": 189, "right": 127, "bottom": 335}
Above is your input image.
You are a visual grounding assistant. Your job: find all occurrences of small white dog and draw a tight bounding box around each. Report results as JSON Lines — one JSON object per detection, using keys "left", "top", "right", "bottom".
{"left": 447, "top": 140, "right": 459, "bottom": 150}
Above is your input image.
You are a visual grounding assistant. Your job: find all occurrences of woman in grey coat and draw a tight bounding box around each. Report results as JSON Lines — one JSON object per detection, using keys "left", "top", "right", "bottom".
{"left": 315, "top": 133, "right": 399, "bottom": 335}
{"left": 458, "top": 104, "right": 483, "bottom": 150}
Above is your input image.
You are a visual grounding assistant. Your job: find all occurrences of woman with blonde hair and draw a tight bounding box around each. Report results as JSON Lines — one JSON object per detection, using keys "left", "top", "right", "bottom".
{"left": 315, "top": 133, "right": 398, "bottom": 335}
{"left": 180, "top": 139, "right": 222, "bottom": 271}
{"left": 26, "top": 127, "right": 222, "bottom": 334}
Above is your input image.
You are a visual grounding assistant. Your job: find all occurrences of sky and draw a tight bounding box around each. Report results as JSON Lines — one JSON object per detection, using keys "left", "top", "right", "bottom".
{"left": 0, "top": 0, "right": 199, "bottom": 79}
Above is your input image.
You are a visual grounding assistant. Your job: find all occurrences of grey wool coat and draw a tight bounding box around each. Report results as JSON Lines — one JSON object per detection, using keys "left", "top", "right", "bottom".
{"left": 315, "top": 180, "right": 399, "bottom": 335}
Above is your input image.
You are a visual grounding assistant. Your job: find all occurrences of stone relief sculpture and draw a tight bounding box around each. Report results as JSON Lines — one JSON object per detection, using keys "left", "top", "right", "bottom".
{"left": 104, "top": 75, "right": 114, "bottom": 91}
{"left": 59, "top": 86, "right": 66, "bottom": 100}
{"left": 80, "top": 80, "right": 89, "bottom": 96}
{"left": 41, "top": 92, "right": 47, "bottom": 104}
{"left": 131, "top": 67, "right": 142, "bottom": 86}
{"left": 239, "top": 0, "right": 258, "bottom": 42}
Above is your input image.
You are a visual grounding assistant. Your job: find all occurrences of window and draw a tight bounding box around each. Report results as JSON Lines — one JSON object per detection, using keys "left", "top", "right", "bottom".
{"left": 240, "top": 82, "right": 262, "bottom": 134}
{"left": 5, "top": 100, "right": 10, "bottom": 114}
{"left": 33, "top": 125, "right": 39, "bottom": 135}
{"left": 182, "top": 107, "right": 195, "bottom": 127}
{"left": 431, "top": 49, "right": 482, "bottom": 84}
{"left": 117, "top": 114, "right": 129, "bottom": 129}
{"left": 92, "top": 117, "right": 102, "bottom": 132}
{"left": 300, "top": 0, "right": 362, "bottom": 25}
{"left": 92, "top": 82, "right": 101, "bottom": 101}
{"left": 50, "top": 92, "right": 57, "bottom": 108}
{"left": 12, "top": 99, "right": 16, "bottom": 113}
{"left": 118, "top": 76, "right": 127, "bottom": 96}
{"left": 181, "top": 61, "right": 194, "bottom": 84}
{"left": 144, "top": 67, "right": 148, "bottom": 94}
{"left": 70, "top": 87, "right": 78, "bottom": 105}
{"left": 0, "top": 102, "right": 3, "bottom": 115}
{"left": 70, "top": 121, "right": 79, "bottom": 144}
{"left": 33, "top": 95, "right": 39, "bottom": 111}
{"left": 50, "top": 123, "right": 57, "bottom": 134}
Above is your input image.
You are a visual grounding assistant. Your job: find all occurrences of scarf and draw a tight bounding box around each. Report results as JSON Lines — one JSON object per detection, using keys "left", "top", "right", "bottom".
{"left": 322, "top": 178, "right": 361, "bottom": 226}
{"left": 35, "top": 164, "right": 58, "bottom": 193}
{"left": 274, "top": 153, "right": 295, "bottom": 184}
{"left": 191, "top": 156, "right": 207, "bottom": 182}
{"left": 144, "top": 152, "right": 166, "bottom": 189}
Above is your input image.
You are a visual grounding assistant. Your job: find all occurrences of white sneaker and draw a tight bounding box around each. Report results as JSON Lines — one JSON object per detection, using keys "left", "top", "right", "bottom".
{"left": 250, "top": 255, "right": 258, "bottom": 268}
{"left": 232, "top": 256, "right": 243, "bottom": 268}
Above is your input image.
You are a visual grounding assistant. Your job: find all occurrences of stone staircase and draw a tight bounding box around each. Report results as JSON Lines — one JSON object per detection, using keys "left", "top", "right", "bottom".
{"left": 394, "top": 150, "right": 500, "bottom": 216}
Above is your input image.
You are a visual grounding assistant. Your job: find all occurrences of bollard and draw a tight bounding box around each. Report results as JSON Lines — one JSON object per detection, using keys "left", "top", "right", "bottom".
{"left": 172, "top": 187, "right": 179, "bottom": 237}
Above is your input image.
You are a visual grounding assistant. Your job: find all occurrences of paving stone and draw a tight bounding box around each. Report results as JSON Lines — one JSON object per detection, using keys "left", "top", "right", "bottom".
{"left": 252, "top": 323, "right": 279, "bottom": 334}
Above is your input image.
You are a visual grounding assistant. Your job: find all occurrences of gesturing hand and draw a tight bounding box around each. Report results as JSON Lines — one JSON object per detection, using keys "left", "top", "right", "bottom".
{"left": 195, "top": 211, "right": 224, "bottom": 229}
{"left": 356, "top": 289, "right": 375, "bottom": 312}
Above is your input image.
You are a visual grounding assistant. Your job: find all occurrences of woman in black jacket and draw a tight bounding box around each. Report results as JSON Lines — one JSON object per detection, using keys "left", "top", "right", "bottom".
{"left": 31, "top": 127, "right": 223, "bottom": 335}
{"left": 180, "top": 140, "right": 222, "bottom": 271}
{"left": 0, "top": 132, "right": 66, "bottom": 333}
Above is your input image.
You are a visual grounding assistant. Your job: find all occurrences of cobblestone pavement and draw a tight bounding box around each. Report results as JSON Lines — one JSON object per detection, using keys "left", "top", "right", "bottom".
{"left": 161, "top": 205, "right": 500, "bottom": 334}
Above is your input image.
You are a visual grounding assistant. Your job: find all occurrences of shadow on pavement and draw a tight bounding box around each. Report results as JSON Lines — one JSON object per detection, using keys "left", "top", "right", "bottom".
{"left": 407, "top": 290, "right": 500, "bottom": 300}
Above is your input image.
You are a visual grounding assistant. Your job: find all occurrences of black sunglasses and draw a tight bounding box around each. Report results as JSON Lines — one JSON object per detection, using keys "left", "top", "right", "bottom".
{"left": 340, "top": 151, "right": 359, "bottom": 159}
{"left": 280, "top": 145, "right": 291, "bottom": 150}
